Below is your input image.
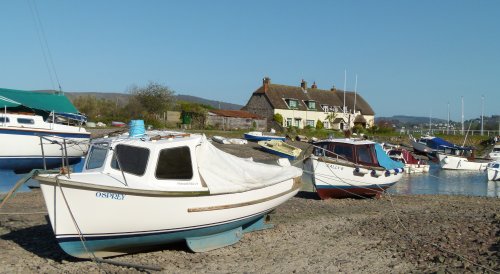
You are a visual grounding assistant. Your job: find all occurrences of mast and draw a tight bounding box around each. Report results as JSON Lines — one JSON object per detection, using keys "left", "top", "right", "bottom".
{"left": 447, "top": 101, "right": 450, "bottom": 135}
{"left": 353, "top": 74, "right": 358, "bottom": 115}
{"left": 461, "top": 96, "right": 464, "bottom": 135}
{"left": 481, "top": 95, "right": 484, "bottom": 136}
{"left": 429, "top": 110, "right": 432, "bottom": 134}
{"left": 343, "top": 69, "right": 347, "bottom": 130}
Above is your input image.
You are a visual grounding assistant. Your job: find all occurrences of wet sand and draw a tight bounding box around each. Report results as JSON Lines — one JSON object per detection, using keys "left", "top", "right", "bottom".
{"left": 0, "top": 139, "right": 498, "bottom": 273}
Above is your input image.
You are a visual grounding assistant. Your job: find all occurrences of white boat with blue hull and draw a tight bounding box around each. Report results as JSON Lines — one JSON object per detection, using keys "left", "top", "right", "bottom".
{"left": 244, "top": 131, "right": 286, "bottom": 141}
{"left": 0, "top": 113, "right": 90, "bottom": 173}
{"left": 34, "top": 130, "right": 302, "bottom": 258}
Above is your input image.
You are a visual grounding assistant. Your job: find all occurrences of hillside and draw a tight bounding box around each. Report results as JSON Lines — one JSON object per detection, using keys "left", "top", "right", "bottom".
{"left": 63, "top": 92, "right": 243, "bottom": 110}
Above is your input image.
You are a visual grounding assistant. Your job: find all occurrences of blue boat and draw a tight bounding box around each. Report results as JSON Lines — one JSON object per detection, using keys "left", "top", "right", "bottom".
{"left": 243, "top": 131, "right": 286, "bottom": 141}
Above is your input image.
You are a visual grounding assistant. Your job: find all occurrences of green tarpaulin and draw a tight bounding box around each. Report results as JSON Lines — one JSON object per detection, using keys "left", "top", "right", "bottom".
{"left": 0, "top": 88, "right": 78, "bottom": 113}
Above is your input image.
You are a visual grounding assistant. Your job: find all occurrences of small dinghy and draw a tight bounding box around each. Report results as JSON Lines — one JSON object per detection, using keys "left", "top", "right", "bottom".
{"left": 487, "top": 161, "right": 500, "bottom": 181}
{"left": 258, "top": 140, "right": 302, "bottom": 160}
{"left": 33, "top": 122, "right": 302, "bottom": 258}
{"left": 244, "top": 131, "right": 286, "bottom": 141}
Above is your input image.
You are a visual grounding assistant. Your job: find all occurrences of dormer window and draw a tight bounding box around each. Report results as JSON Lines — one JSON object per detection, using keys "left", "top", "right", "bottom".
{"left": 305, "top": 100, "right": 316, "bottom": 110}
{"left": 285, "top": 99, "right": 299, "bottom": 109}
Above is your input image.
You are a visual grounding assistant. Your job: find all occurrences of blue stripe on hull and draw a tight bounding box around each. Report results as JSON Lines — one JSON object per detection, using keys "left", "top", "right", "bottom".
{"left": 0, "top": 128, "right": 90, "bottom": 139}
{"left": 56, "top": 211, "right": 270, "bottom": 258}
{"left": 0, "top": 157, "right": 83, "bottom": 173}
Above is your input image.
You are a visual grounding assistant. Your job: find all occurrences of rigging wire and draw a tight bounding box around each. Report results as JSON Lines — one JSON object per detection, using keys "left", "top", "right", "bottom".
{"left": 27, "top": 0, "right": 62, "bottom": 91}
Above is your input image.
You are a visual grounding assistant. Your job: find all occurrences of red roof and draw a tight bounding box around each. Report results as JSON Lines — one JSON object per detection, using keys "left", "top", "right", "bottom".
{"left": 209, "top": 109, "right": 263, "bottom": 119}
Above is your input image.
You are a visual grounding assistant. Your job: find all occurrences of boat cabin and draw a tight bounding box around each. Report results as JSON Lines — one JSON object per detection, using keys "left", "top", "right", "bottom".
{"left": 442, "top": 146, "right": 475, "bottom": 159}
{"left": 312, "top": 139, "right": 380, "bottom": 167}
{"left": 81, "top": 134, "right": 207, "bottom": 192}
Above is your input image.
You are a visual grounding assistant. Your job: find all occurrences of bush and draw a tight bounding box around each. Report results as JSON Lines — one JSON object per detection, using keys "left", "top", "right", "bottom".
{"left": 316, "top": 120, "right": 324, "bottom": 130}
{"left": 273, "top": 113, "right": 283, "bottom": 125}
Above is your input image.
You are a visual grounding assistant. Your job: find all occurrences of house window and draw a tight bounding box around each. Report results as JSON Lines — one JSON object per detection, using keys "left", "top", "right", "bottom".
{"left": 293, "top": 119, "right": 301, "bottom": 127}
{"left": 111, "top": 144, "right": 150, "bottom": 176}
{"left": 306, "top": 120, "right": 315, "bottom": 127}
{"left": 286, "top": 99, "right": 299, "bottom": 109}
{"left": 321, "top": 105, "right": 329, "bottom": 113}
{"left": 156, "top": 146, "right": 193, "bottom": 180}
{"left": 323, "top": 121, "right": 329, "bottom": 129}
{"left": 17, "top": 118, "right": 34, "bottom": 124}
{"left": 286, "top": 118, "right": 292, "bottom": 127}
{"left": 305, "top": 101, "right": 316, "bottom": 110}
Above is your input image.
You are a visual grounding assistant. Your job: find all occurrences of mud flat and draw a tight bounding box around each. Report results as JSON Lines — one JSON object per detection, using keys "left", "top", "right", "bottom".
{"left": 0, "top": 140, "right": 498, "bottom": 273}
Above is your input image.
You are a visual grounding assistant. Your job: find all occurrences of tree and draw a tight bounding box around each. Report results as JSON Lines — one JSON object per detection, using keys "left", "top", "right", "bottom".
{"left": 316, "top": 120, "right": 324, "bottom": 129}
{"left": 128, "top": 82, "right": 176, "bottom": 116}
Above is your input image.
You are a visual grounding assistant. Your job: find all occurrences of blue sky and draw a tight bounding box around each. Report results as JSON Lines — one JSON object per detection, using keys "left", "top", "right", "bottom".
{"left": 1, "top": 0, "right": 498, "bottom": 120}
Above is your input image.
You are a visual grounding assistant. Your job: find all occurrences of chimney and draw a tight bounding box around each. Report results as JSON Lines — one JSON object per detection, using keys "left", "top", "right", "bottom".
{"left": 300, "top": 79, "right": 307, "bottom": 89}
{"left": 330, "top": 84, "right": 336, "bottom": 91}
{"left": 263, "top": 77, "right": 271, "bottom": 92}
{"left": 311, "top": 81, "right": 317, "bottom": 89}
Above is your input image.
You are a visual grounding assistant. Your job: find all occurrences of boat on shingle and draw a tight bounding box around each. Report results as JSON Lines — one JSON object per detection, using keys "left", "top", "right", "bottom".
{"left": 33, "top": 128, "right": 302, "bottom": 258}
{"left": 258, "top": 140, "right": 302, "bottom": 160}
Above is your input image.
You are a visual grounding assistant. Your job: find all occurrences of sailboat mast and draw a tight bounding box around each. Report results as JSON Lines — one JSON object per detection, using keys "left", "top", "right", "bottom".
{"left": 461, "top": 96, "right": 464, "bottom": 135}
{"left": 447, "top": 102, "right": 450, "bottom": 135}
{"left": 429, "top": 110, "right": 432, "bottom": 134}
{"left": 353, "top": 74, "right": 358, "bottom": 115}
{"left": 481, "top": 95, "right": 484, "bottom": 136}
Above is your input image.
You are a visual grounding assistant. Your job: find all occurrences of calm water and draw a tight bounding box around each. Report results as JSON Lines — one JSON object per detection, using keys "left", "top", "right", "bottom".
{"left": 388, "top": 163, "right": 500, "bottom": 198}
{"left": 1, "top": 164, "right": 499, "bottom": 197}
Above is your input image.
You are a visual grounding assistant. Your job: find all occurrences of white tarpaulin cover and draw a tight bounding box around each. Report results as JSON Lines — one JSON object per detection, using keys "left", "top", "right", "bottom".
{"left": 196, "top": 136, "right": 302, "bottom": 194}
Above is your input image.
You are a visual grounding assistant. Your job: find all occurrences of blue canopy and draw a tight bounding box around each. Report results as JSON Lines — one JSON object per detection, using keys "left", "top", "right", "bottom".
{"left": 375, "top": 143, "right": 404, "bottom": 170}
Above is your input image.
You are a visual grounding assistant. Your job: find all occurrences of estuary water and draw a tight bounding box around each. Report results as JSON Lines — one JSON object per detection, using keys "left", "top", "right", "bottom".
{"left": 388, "top": 163, "right": 500, "bottom": 198}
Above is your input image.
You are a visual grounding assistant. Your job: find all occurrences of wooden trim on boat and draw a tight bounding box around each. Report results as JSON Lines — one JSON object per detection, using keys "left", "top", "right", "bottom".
{"left": 187, "top": 177, "right": 301, "bottom": 213}
{"left": 33, "top": 174, "right": 211, "bottom": 197}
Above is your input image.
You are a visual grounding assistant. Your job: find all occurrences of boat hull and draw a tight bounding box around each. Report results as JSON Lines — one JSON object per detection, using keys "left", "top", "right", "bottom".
{"left": 437, "top": 154, "right": 489, "bottom": 171}
{"left": 258, "top": 141, "right": 300, "bottom": 160}
{"left": 488, "top": 168, "right": 500, "bottom": 181}
{"left": 304, "top": 156, "right": 402, "bottom": 199}
{"left": 243, "top": 133, "right": 285, "bottom": 141}
{"left": 0, "top": 127, "right": 90, "bottom": 173}
{"left": 37, "top": 176, "right": 300, "bottom": 258}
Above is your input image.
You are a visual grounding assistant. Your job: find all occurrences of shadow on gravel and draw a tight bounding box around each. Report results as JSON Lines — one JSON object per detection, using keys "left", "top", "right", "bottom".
{"left": 1, "top": 224, "right": 75, "bottom": 262}
{"left": 2, "top": 224, "right": 195, "bottom": 261}
{"left": 295, "top": 190, "right": 320, "bottom": 200}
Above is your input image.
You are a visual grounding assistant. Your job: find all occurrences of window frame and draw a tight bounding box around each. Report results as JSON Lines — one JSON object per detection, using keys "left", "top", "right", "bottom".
{"left": 110, "top": 144, "right": 150, "bottom": 176}
{"left": 155, "top": 146, "right": 194, "bottom": 180}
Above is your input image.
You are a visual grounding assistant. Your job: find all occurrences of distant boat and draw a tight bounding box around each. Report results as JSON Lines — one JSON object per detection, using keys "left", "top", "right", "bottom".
{"left": 212, "top": 136, "right": 248, "bottom": 145}
{"left": 258, "top": 140, "right": 302, "bottom": 160}
{"left": 111, "top": 121, "right": 126, "bottom": 127}
{"left": 33, "top": 131, "right": 302, "bottom": 258}
{"left": 243, "top": 131, "right": 286, "bottom": 141}
{"left": 437, "top": 145, "right": 490, "bottom": 171}
{"left": 386, "top": 147, "right": 429, "bottom": 173}
{"left": 303, "top": 138, "right": 404, "bottom": 199}
{"left": 489, "top": 144, "right": 500, "bottom": 161}
{"left": 486, "top": 162, "right": 500, "bottom": 181}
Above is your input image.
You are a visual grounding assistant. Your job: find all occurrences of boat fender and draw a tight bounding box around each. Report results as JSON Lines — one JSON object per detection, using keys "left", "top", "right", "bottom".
{"left": 394, "top": 168, "right": 399, "bottom": 174}
{"left": 385, "top": 170, "right": 391, "bottom": 177}
{"left": 370, "top": 170, "right": 377, "bottom": 176}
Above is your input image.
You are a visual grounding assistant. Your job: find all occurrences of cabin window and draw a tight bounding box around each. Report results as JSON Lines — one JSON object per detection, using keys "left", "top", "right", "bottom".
{"left": 156, "top": 146, "right": 193, "bottom": 180}
{"left": 356, "top": 145, "right": 377, "bottom": 165}
{"left": 0, "top": 117, "right": 9, "bottom": 123}
{"left": 333, "top": 144, "right": 354, "bottom": 161}
{"left": 313, "top": 143, "right": 329, "bottom": 156}
{"left": 111, "top": 144, "right": 150, "bottom": 176}
{"left": 17, "top": 118, "right": 34, "bottom": 124}
{"left": 86, "top": 143, "right": 109, "bottom": 169}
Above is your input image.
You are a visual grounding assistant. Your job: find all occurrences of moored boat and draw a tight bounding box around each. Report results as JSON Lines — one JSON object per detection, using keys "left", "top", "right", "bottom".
{"left": 437, "top": 145, "right": 490, "bottom": 171}
{"left": 303, "top": 138, "right": 404, "bottom": 199}
{"left": 387, "top": 147, "right": 430, "bottom": 173}
{"left": 243, "top": 131, "right": 286, "bottom": 141}
{"left": 0, "top": 88, "right": 90, "bottom": 173}
{"left": 489, "top": 144, "right": 500, "bottom": 161}
{"left": 258, "top": 140, "right": 302, "bottom": 160}
{"left": 486, "top": 162, "right": 500, "bottom": 181}
{"left": 33, "top": 128, "right": 302, "bottom": 258}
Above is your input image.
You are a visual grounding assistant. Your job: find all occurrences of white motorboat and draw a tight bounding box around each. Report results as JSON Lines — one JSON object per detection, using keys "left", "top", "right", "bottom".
{"left": 303, "top": 138, "right": 404, "bottom": 199}
{"left": 486, "top": 161, "right": 500, "bottom": 181}
{"left": 489, "top": 144, "right": 500, "bottom": 161}
{"left": 437, "top": 146, "right": 490, "bottom": 171}
{"left": 33, "top": 129, "right": 302, "bottom": 258}
{"left": 0, "top": 113, "right": 90, "bottom": 173}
